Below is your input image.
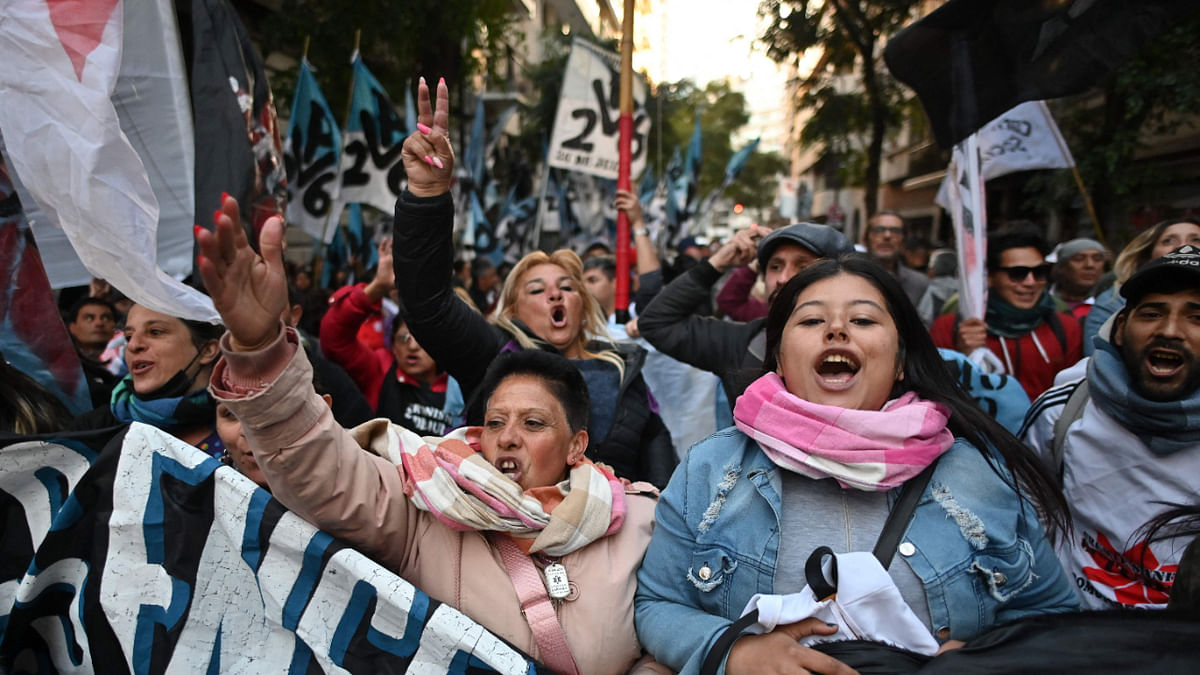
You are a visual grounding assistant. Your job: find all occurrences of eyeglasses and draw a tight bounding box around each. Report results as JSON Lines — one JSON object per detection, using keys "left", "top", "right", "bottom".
{"left": 395, "top": 333, "right": 415, "bottom": 345}
{"left": 997, "top": 264, "right": 1052, "bottom": 282}
{"left": 869, "top": 225, "right": 903, "bottom": 236}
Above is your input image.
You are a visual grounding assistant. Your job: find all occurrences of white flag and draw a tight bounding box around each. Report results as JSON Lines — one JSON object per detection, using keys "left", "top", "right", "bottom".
{"left": 547, "top": 38, "right": 650, "bottom": 180}
{"left": 946, "top": 135, "right": 988, "bottom": 320}
{"left": 937, "top": 100, "right": 1073, "bottom": 209}
{"left": 0, "top": 0, "right": 217, "bottom": 322}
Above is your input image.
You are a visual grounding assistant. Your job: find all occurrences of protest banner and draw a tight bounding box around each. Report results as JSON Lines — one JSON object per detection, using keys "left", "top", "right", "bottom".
{"left": 285, "top": 60, "right": 342, "bottom": 242}
{"left": 547, "top": 38, "right": 650, "bottom": 181}
{"left": 336, "top": 54, "right": 407, "bottom": 215}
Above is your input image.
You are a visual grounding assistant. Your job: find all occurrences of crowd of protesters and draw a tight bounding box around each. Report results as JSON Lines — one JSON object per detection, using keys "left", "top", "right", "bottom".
{"left": 5, "top": 75, "right": 1199, "bottom": 673}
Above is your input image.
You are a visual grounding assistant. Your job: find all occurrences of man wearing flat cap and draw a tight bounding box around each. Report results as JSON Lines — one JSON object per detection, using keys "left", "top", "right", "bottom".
{"left": 638, "top": 223, "right": 854, "bottom": 404}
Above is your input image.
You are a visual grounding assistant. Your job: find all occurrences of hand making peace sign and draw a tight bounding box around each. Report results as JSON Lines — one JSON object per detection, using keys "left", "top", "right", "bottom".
{"left": 401, "top": 76, "right": 454, "bottom": 197}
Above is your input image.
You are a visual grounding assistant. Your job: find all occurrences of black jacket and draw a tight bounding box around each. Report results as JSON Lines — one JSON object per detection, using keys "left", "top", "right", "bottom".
{"left": 393, "top": 191, "right": 676, "bottom": 489}
{"left": 638, "top": 260, "right": 767, "bottom": 406}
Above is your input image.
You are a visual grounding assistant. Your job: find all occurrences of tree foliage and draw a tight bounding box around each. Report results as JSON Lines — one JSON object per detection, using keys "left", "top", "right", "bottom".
{"left": 1025, "top": 12, "right": 1200, "bottom": 243}
{"left": 251, "top": 0, "right": 518, "bottom": 123}
{"left": 758, "top": 0, "right": 919, "bottom": 214}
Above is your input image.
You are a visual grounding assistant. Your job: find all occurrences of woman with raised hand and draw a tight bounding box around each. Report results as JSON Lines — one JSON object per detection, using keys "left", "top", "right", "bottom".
{"left": 391, "top": 77, "right": 676, "bottom": 490}
{"left": 634, "top": 255, "right": 1077, "bottom": 675}
{"left": 195, "top": 195, "right": 662, "bottom": 674}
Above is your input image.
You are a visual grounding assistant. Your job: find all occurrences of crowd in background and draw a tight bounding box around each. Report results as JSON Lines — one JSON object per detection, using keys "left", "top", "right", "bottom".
{"left": 5, "top": 86, "right": 1200, "bottom": 671}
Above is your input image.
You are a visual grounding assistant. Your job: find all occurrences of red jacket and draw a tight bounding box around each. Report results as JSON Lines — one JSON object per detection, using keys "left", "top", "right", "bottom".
{"left": 930, "top": 312, "right": 1082, "bottom": 401}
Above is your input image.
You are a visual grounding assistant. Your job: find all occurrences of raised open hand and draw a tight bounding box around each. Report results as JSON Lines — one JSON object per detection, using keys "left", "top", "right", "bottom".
{"left": 364, "top": 236, "right": 395, "bottom": 302}
{"left": 402, "top": 76, "right": 454, "bottom": 197}
{"left": 195, "top": 195, "right": 288, "bottom": 352}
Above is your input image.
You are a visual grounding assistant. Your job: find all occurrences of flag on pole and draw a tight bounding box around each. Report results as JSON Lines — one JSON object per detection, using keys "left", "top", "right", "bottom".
{"left": 285, "top": 60, "right": 341, "bottom": 242}
{"left": 190, "top": 0, "right": 286, "bottom": 242}
{"left": 0, "top": 0, "right": 217, "bottom": 322}
{"left": 725, "top": 137, "right": 761, "bottom": 182}
{"left": 337, "top": 54, "right": 407, "bottom": 215}
{"left": 944, "top": 135, "right": 988, "bottom": 321}
{"left": 0, "top": 148, "right": 90, "bottom": 414}
{"left": 935, "top": 101, "right": 1074, "bottom": 209}
{"left": 673, "top": 116, "right": 703, "bottom": 235}
{"left": 548, "top": 38, "right": 650, "bottom": 180}
{"left": 884, "top": 0, "right": 1200, "bottom": 148}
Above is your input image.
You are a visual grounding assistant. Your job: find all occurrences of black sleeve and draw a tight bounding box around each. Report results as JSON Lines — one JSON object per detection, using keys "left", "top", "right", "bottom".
{"left": 638, "top": 397, "right": 679, "bottom": 491}
{"left": 393, "top": 191, "right": 507, "bottom": 398}
{"left": 632, "top": 269, "right": 663, "bottom": 314}
{"left": 637, "top": 260, "right": 759, "bottom": 376}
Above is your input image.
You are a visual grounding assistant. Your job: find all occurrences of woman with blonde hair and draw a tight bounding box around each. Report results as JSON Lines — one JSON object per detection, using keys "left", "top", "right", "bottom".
{"left": 391, "top": 77, "right": 675, "bottom": 489}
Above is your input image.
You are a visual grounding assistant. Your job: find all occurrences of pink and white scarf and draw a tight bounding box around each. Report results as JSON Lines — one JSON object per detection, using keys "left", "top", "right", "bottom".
{"left": 733, "top": 373, "right": 954, "bottom": 491}
{"left": 392, "top": 425, "right": 626, "bottom": 556}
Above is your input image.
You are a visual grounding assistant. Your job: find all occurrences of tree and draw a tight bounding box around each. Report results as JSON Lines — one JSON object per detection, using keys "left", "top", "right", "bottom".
{"left": 727, "top": 150, "right": 788, "bottom": 210}
{"left": 250, "top": 0, "right": 519, "bottom": 125}
{"left": 1026, "top": 12, "right": 1200, "bottom": 243}
{"left": 759, "top": 0, "right": 919, "bottom": 215}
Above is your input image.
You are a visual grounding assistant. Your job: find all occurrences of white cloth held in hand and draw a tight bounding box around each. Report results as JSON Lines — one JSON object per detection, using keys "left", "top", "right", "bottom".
{"left": 741, "top": 550, "right": 940, "bottom": 656}
{"left": 968, "top": 346, "right": 1007, "bottom": 375}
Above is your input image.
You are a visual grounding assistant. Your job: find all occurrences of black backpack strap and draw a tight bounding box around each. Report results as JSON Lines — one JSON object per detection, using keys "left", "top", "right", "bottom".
{"left": 699, "top": 460, "right": 938, "bottom": 675}
{"left": 700, "top": 610, "right": 762, "bottom": 675}
{"left": 874, "top": 460, "right": 938, "bottom": 569}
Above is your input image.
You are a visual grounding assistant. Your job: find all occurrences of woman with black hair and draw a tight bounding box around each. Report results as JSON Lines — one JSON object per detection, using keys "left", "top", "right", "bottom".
{"left": 635, "top": 256, "right": 1077, "bottom": 675}
{"left": 70, "top": 303, "right": 225, "bottom": 454}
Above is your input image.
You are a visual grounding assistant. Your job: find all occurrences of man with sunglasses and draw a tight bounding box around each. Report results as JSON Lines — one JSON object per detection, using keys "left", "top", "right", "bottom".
{"left": 931, "top": 224, "right": 1082, "bottom": 400}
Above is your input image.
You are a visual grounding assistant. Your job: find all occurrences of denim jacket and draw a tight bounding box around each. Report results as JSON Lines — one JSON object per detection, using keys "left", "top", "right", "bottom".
{"left": 634, "top": 429, "right": 1078, "bottom": 674}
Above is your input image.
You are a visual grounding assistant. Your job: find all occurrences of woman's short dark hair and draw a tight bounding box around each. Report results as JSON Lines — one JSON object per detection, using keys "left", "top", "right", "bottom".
{"left": 181, "top": 318, "right": 225, "bottom": 351}
{"left": 762, "top": 255, "right": 1070, "bottom": 536}
{"left": 476, "top": 350, "right": 590, "bottom": 433}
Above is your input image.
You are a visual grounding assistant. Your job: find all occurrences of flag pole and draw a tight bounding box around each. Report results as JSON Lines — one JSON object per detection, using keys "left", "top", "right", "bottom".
{"left": 1068, "top": 165, "right": 1107, "bottom": 249}
{"left": 614, "top": 0, "right": 635, "bottom": 323}
{"left": 302, "top": 35, "right": 310, "bottom": 62}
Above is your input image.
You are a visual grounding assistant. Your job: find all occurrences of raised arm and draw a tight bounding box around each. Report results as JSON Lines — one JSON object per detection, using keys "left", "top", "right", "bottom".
{"left": 198, "top": 196, "right": 419, "bottom": 570}
{"left": 392, "top": 77, "right": 506, "bottom": 397}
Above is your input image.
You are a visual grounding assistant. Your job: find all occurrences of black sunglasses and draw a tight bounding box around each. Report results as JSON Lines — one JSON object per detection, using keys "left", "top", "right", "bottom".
{"left": 997, "top": 264, "right": 1051, "bottom": 282}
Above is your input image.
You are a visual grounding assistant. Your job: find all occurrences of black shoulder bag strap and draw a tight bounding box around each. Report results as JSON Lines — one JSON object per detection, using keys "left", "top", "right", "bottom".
{"left": 699, "top": 460, "right": 938, "bottom": 675}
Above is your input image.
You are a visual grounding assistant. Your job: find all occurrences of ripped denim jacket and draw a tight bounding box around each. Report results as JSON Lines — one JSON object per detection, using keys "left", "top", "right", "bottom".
{"left": 634, "top": 429, "right": 1078, "bottom": 675}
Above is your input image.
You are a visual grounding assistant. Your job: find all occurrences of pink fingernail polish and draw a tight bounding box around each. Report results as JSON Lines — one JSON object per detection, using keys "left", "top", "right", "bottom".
{"left": 417, "top": 123, "right": 431, "bottom": 134}
{"left": 438, "top": 77, "right": 445, "bottom": 86}
{"left": 423, "top": 155, "right": 434, "bottom": 166}
{"left": 432, "top": 157, "right": 444, "bottom": 169}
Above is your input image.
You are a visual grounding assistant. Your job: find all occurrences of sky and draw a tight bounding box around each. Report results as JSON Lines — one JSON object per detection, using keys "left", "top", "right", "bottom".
{"left": 635, "top": 0, "right": 791, "bottom": 150}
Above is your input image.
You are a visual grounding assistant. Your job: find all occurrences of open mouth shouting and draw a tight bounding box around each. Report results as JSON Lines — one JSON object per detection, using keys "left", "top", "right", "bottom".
{"left": 130, "top": 359, "right": 155, "bottom": 376}
{"left": 1145, "top": 347, "right": 1186, "bottom": 379}
{"left": 549, "top": 305, "right": 568, "bottom": 329}
{"left": 815, "top": 351, "right": 860, "bottom": 389}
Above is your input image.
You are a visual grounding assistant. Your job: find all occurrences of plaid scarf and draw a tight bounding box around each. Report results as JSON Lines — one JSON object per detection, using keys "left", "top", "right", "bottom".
{"left": 391, "top": 425, "right": 626, "bottom": 556}
{"left": 734, "top": 373, "right": 954, "bottom": 491}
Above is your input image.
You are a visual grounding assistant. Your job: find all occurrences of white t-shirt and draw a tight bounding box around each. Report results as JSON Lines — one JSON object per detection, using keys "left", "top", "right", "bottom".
{"left": 1023, "top": 380, "right": 1200, "bottom": 609}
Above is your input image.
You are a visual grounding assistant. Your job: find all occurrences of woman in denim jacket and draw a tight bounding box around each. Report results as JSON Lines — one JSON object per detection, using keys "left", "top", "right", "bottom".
{"left": 635, "top": 257, "right": 1077, "bottom": 674}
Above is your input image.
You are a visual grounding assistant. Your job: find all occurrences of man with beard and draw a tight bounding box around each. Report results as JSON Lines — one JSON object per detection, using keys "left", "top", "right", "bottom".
{"left": 1021, "top": 244, "right": 1200, "bottom": 610}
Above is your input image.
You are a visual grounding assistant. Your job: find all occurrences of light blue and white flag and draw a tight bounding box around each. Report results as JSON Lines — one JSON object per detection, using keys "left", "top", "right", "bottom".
{"left": 284, "top": 59, "right": 341, "bottom": 241}
{"left": 337, "top": 54, "right": 406, "bottom": 215}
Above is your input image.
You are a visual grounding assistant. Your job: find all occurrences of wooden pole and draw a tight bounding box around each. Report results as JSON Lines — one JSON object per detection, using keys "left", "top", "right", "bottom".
{"left": 302, "top": 35, "right": 310, "bottom": 62}
{"left": 614, "top": 0, "right": 635, "bottom": 322}
{"left": 1069, "top": 165, "right": 1108, "bottom": 249}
